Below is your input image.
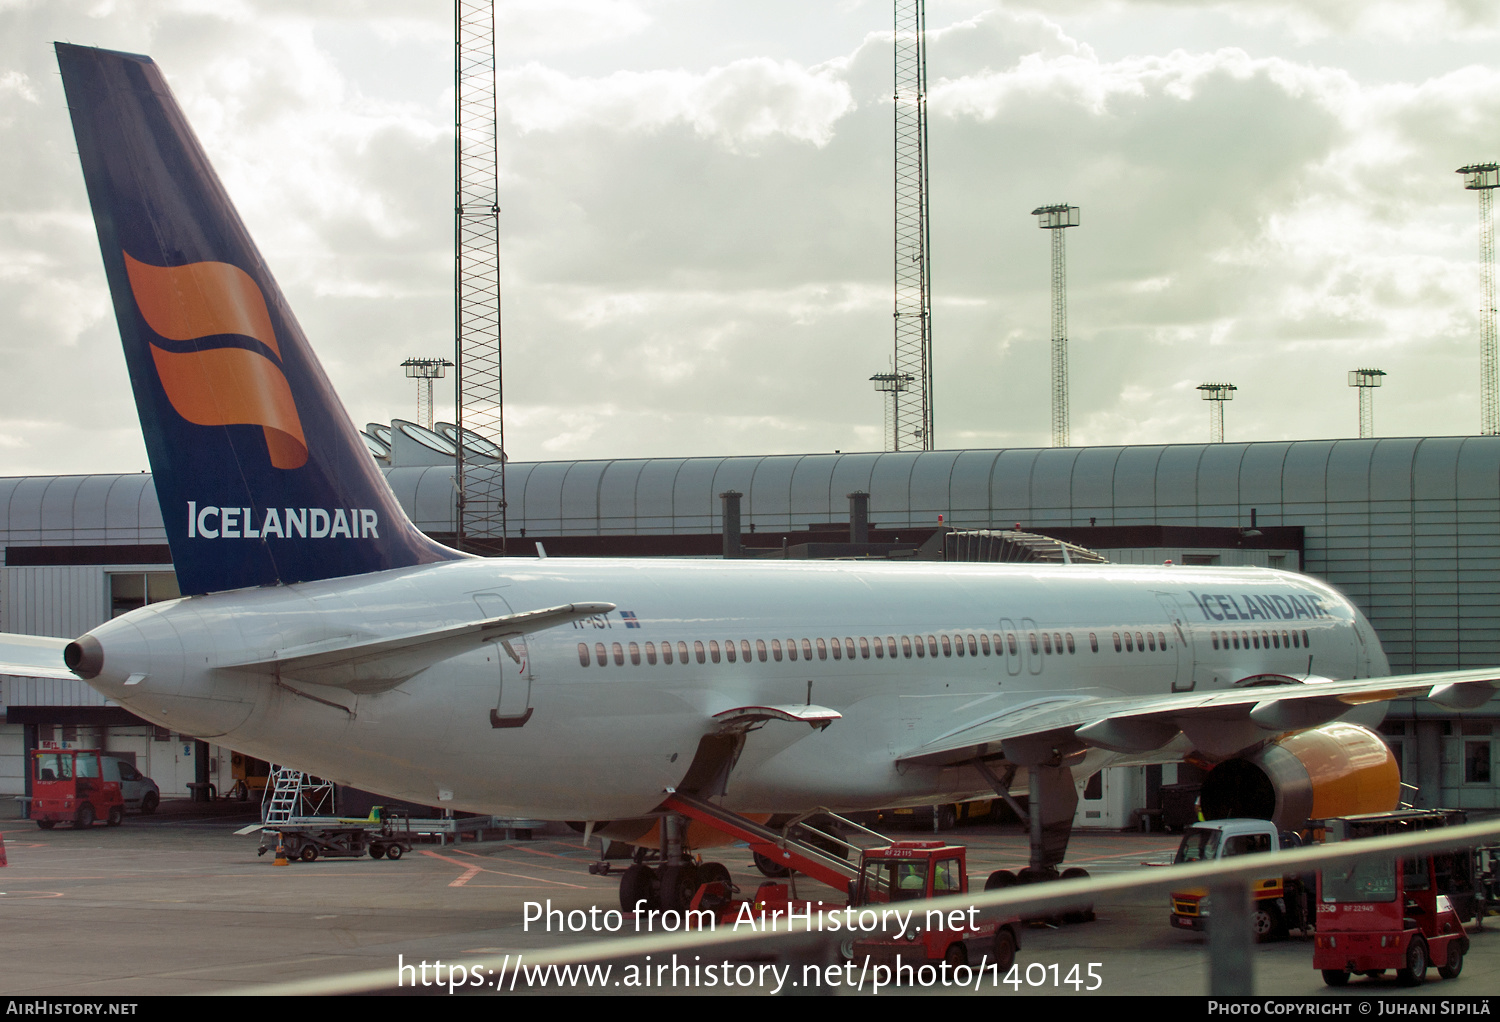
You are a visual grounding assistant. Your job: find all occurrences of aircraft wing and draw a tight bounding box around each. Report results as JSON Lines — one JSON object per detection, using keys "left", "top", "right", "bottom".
{"left": 219, "top": 602, "right": 616, "bottom": 689}
{"left": 898, "top": 667, "right": 1500, "bottom": 767}
{"left": 0, "top": 633, "right": 75, "bottom": 680}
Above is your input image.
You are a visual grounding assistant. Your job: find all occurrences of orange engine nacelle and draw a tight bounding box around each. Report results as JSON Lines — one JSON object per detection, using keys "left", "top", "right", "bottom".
{"left": 1199, "top": 721, "right": 1399, "bottom": 830}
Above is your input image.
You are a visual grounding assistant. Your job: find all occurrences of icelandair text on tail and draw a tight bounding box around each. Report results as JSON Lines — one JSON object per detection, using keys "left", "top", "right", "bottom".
{"left": 187, "top": 502, "right": 378, "bottom": 540}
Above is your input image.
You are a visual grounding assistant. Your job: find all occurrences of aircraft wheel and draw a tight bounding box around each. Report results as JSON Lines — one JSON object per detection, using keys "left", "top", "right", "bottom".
{"left": 695, "top": 862, "right": 732, "bottom": 912}
{"left": 106, "top": 806, "right": 123, "bottom": 827}
{"left": 299, "top": 843, "right": 319, "bottom": 862}
{"left": 1322, "top": 969, "right": 1351, "bottom": 987}
{"left": 935, "top": 805, "right": 957, "bottom": 832}
{"left": 665, "top": 863, "right": 700, "bottom": 912}
{"left": 992, "top": 928, "right": 1017, "bottom": 972}
{"left": 753, "top": 850, "right": 791, "bottom": 877}
{"left": 1438, "top": 942, "right": 1464, "bottom": 980}
{"left": 75, "top": 804, "right": 95, "bottom": 829}
{"left": 370, "top": 844, "right": 386, "bottom": 859}
{"left": 984, "top": 869, "right": 1017, "bottom": 890}
{"left": 1397, "top": 937, "right": 1428, "bottom": 986}
{"left": 386, "top": 844, "right": 404, "bottom": 861}
{"left": 1059, "top": 867, "right": 1096, "bottom": 923}
{"left": 620, "top": 863, "right": 659, "bottom": 913}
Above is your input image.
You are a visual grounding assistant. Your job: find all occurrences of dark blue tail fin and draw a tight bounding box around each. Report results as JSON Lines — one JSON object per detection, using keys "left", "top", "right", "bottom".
{"left": 56, "top": 44, "right": 466, "bottom": 595}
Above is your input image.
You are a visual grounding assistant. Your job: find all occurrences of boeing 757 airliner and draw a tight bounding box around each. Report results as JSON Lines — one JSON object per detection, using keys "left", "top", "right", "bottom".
{"left": 4, "top": 43, "right": 1496, "bottom": 912}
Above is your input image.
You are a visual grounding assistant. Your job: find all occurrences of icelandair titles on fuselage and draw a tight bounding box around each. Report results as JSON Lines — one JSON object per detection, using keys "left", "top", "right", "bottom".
{"left": 1187, "top": 590, "right": 1334, "bottom": 622}
{"left": 186, "top": 502, "right": 378, "bottom": 540}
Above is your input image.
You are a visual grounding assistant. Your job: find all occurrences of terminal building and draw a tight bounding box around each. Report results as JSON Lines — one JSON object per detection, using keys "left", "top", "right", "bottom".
{"left": 3, "top": 429, "right": 1498, "bottom": 823}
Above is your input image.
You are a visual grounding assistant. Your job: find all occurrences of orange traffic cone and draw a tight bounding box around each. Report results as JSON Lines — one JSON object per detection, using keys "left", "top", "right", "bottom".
{"left": 273, "top": 832, "right": 288, "bottom": 867}
{"left": 0, "top": 832, "right": 8, "bottom": 868}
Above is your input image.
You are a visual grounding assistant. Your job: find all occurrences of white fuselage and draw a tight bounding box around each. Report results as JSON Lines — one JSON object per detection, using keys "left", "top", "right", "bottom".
{"left": 76, "top": 558, "right": 1385, "bottom": 820}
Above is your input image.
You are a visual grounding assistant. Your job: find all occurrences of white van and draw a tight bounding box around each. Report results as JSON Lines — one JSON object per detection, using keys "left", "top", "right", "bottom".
{"left": 102, "top": 756, "right": 161, "bottom": 814}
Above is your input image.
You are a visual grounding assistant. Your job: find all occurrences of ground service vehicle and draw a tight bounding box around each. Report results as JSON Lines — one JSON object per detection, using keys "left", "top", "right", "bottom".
{"left": 30, "top": 749, "right": 125, "bottom": 828}
{"left": 670, "top": 794, "right": 1020, "bottom": 970}
{"left": 257, "top": 807, "right": 414, "bottom": 862}
{"left": 1315, "top": 809, "right": 1473, "bottom": 987}
{"left": 1169, "top": 818, "right": 1313, "bottom": 939}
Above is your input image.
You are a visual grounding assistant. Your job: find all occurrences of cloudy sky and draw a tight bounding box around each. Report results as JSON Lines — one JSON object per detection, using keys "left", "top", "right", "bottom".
{"left": 2, "top": 0, "right": 1499, "bottom": 475}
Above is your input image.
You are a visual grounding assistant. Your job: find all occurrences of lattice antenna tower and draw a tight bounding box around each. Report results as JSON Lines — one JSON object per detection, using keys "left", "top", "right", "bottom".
{"left": 456, "top": 0, "right": 507, "bottom": 553}
{"left": 890, "top": 0, "right": 933, "bottom": 451}
{"left": 1458, "top": 163, "right": 1500, "bottom": 436}
{"left": 1347, "top": 368, "right": 1386, "bottom": 439}
{"left": 402, "top": 357, "right": 453, "bottom": 431}
{"left": 1197, "top": 383, "right": 1236, "bottom": 444}
{"left": 1033, "top": 204, "right": 1079, "bottom": 447}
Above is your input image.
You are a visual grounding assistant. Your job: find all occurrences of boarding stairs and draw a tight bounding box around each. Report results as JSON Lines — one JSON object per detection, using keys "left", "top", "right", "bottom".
{"left": 662, "top": 790, "right": 886, "bottom": 899}
{"left": 261, "top": 766, "right": 336, "bottom": 826}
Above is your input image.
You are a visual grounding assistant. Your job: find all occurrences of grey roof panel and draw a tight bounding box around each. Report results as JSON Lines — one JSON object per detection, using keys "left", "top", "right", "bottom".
{"left": 949, "top": 450, "right": 999, "bottom": 519}
{"left": 908, "top": 451, "right": 963, "bottom": 521}
{"left": 672, "top": 457, "right": 726, "bottom": 531}
{"left": 990, "top": 449, "right": 1040, "bottom": 520}
{"left": 746, "top": 456, "right": 801, "bottom": 527}
{"left": 1368, "top": 438, "right": 1421, "bottom": 502}
{"left": 1030, "top": 448, "right": 1080, "bottom": 515}
{"left": 1155, "top": 446, "right": 1206, "bottom": 510}
{"left": 560, "top": 461, "right": 611, "bottom": 533}
{"left": 1326, "top": 440, "right": 1375, "bottom": 504}
{"left": 869, "top": 453, "right": 920, "bottom": 528}
{"left": 1456, "top": 438, "right": 1500, "bottom": 500}
{"left": 1196, "top": 443, "right": 1250, "bottom": 506}
{"left": 1071, "top": 447, "right": 1123, "bottom": 514}
{"left": 1113, "top": 446, "right": 1166, "bottom": 508}
{"left": 789, "top": 454, "right": 834, "bottom": 527}
{"left": 1282, "top": 441, "right": 1334, "bottom": 504}
{"left": 1412, "top": 437, "right": 1463, "bottom": 503}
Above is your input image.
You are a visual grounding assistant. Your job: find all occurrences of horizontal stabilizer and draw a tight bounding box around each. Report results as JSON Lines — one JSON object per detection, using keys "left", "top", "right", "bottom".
{"left": 0, "top": 633, "right": 75, "bottom": 680}
{"left": 223, "top": 602, "right": 615, "bottom": 689}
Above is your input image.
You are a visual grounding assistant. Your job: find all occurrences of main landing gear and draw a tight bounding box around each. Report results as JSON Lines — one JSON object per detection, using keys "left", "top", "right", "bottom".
{"left": 618, "top": 855, "right": 734, "bottom": 914}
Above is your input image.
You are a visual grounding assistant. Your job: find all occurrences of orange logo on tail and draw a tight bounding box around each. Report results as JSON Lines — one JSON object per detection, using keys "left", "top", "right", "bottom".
{"left": 123, "top": 252, "right": 307, "bottom": 469}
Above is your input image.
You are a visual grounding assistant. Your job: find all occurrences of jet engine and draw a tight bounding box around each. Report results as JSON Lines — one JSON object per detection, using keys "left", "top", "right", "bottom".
{"left": 1198, "top": 721, "right": 1399, "bottom": 830}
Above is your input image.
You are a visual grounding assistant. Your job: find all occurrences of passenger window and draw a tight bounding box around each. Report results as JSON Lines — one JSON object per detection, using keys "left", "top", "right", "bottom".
{"left": 771, "top": 639, "right": 782, "bottom": 662}
{"left": 630, "top": 642, "right": 641, "bottom": 666}
{"left": 1124, "top": 633, "right": 1133, "bottom": 652}
{"left": 645, "top": 641, "right": 657, "bottom": 665}
{"left": 1113, "top": 632, "right": 1121, "bottom": 652}
{"left": 612, "top": 642, "right": 625, "bottom": 666}
{"left": 872, "top": 637, "right": 883, "bottom": 659}
{"left": 1302, "top": 630, "right": 1310, "bottom": 646}
{"left": 1159, "top": 632, "right": 1167, "bottom": 650}
{"left": 678, "top": 641, "right": 690, "bottom": 664}
{"left": 741, "top": 639, "right": 753, "bottom": 663}
{"left": 723, "top": 640, "right": 735, "bottom": 663}
{"left": 817, "top": 638, "right": 828, "bottom": 660}
{"left": 1053, "top": 632, "right": 1063, "bottom": 653}
{"left": 858, "top": 637, "right": 870, "bottom": 659}
{"left": 1030, "top": 633, "right": 1039, "bottom": 655}
{"left": 595, "top": 642, "right": 607, "bottom": 666}
{"left": 844, "top": 638, "right": 856, "bottom": 659}
{"left": 695, "top": 640, "right": 706, "bottom": 664}
{"left": 801, "top": 639, "right": 813, "bottom": 660}
{"left": 785, "top": 639, "right": 797, "bottom": 662}
{"left": 903, "top": 635, "right": 914, "bottom": 658}
{"left": 942, "top": 634, "right": 954, "bottom": 657}
{"left": 980, "top": 634, "right": 991, "bottom": 655}
{"left": 1089, "top": 632, "right": 1098, "bottom": 653}
{"left": 1066, "top": 633, "right": 1075, "bottom": 654}
{"left": 1147, "top": 632, "right": 1156, "bottom": 652}
{"left": 663, "top": 642, "right": 674, "bottom": 665}
{"left": 968, "top": 634, "right": 979, "bottom": 656}
{"left": 927, "top": 635, "right": 939, "bottom": 657}
{"left": 1042, "top": 633, "right": 1052, "bottom": 655}
{"left": 1007, "top": 633, "right": 1018, "bottom": 656}
{"left": 1213, "top": 633, "right": 1220, "bottom": 650}
{"left": 830, "top": 639, "right": 842, "bottom": 660}
{"left": 578, "top": 643, "right": 590, "bottom": 667}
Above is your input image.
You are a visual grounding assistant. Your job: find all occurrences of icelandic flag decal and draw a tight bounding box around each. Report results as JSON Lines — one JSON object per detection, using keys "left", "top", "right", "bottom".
{"left": 620, "top": 611, "right": 641, "bottom": 628}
